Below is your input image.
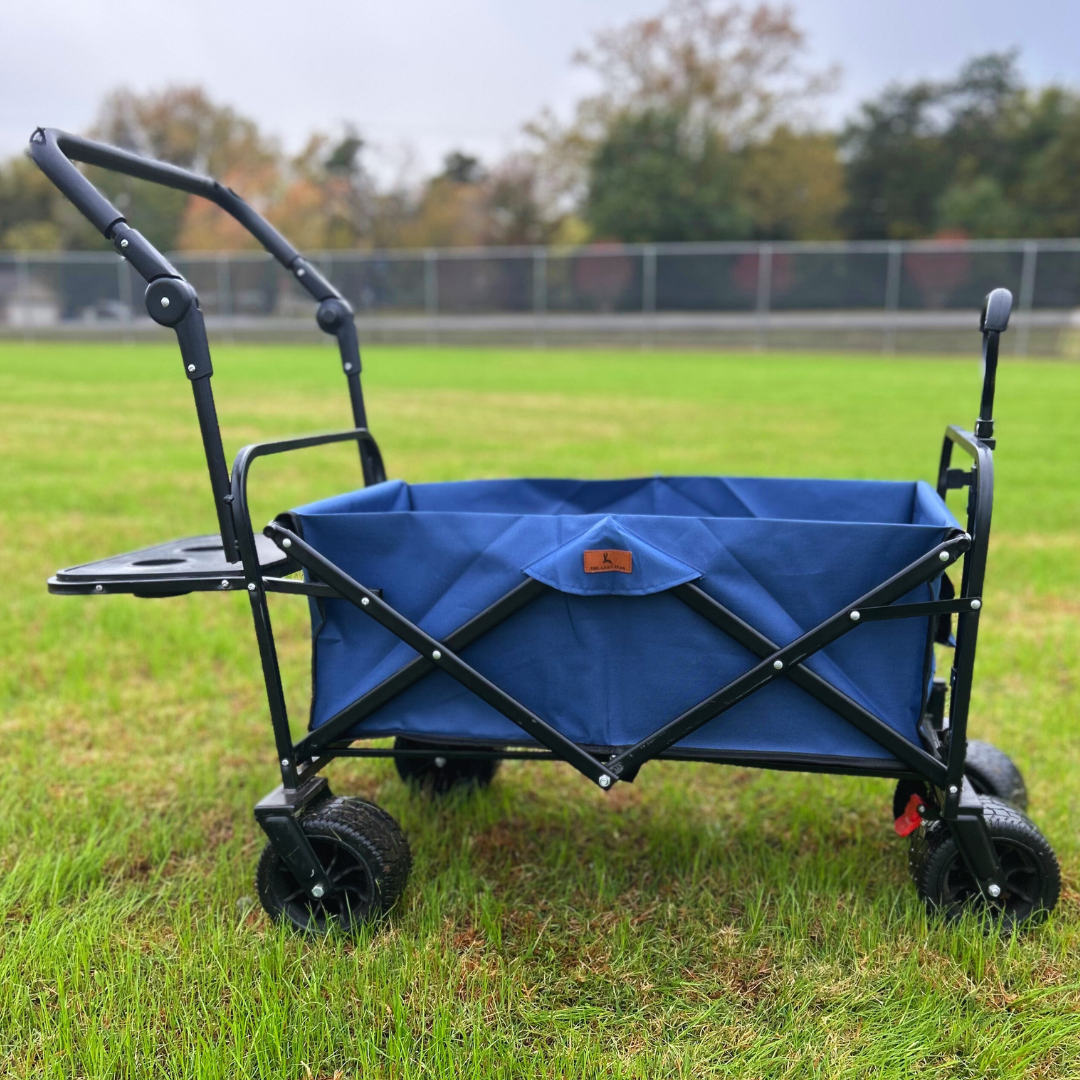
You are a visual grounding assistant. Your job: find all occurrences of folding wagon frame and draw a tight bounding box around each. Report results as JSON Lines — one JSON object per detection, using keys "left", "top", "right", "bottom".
{"left": 31, "top": 128, "right": 1059, "bottom": 929}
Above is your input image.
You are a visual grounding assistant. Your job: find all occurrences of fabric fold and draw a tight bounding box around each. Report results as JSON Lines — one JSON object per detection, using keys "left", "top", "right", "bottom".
{"left": 523, "top": 515, "right": 703, "bottom": 596}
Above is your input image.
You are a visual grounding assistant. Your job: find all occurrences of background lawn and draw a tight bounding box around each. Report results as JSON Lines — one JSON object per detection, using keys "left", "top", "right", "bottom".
{"left": 1, "top": 339, "right": 1078, "bottom": 1078}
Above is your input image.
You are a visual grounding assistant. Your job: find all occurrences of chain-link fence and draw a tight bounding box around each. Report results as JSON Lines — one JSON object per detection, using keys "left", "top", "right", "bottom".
{"left": 3, "top": 240, "right": 1080, "bottom": 353}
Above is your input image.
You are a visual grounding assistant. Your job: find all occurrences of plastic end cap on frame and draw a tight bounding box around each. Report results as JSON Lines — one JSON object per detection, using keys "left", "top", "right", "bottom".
{"left": 980, "top": 288, "right": 1013, "bottom": 334}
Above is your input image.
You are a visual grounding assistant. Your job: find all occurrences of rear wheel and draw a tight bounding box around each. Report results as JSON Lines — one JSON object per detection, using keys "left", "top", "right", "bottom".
{"left": 394, "top": 736, "right": 500, "bottom": 794}
{"left": 909, "top": 796, "right": 1059, "bottom": 929}
{"left": 256, "top": 796, "right": 411, "bottom": 934}
{"left": 964, "top": 740, "right": 1027, "bottom": 810}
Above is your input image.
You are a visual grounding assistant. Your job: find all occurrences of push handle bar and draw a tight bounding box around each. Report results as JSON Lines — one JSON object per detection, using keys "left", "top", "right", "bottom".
{"left": 975, "top": 287, "right": 1012, "bottom": 445}
{"left": 28, "top": 128, "right": 339, "bottom": 300}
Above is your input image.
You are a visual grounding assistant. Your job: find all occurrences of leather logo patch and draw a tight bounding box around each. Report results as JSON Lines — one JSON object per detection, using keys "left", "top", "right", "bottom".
{"left": 584, "top": 549, "right": 633, "bottom": 574}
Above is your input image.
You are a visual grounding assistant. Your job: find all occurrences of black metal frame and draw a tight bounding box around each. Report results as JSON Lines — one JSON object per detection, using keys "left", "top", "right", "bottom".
{"left": 31, "top": 129, "right": 1015, "bottom": 902}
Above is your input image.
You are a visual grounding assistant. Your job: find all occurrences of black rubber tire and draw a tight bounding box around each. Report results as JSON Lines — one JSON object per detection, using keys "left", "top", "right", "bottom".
{"left": 394, "top": 736, "right": 500, "bottom": 795}
{"left": 909, "top": 796, "right": 1059, "bottom": 929}
{"left": 964, "top": 739, "right": 1028, "bottom": 810}
{"left": 256, "top": 796, "right": 411, "bottom": 934}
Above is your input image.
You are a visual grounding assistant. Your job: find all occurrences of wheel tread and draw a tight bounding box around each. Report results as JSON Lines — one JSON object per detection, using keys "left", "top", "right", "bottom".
{"left": 303, "top": 796, "right": 413, "bottom": 904}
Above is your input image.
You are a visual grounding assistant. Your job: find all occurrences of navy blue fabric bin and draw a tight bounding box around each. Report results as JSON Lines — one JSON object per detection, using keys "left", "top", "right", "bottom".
{"left": 294, "top": 476, "right": 960, "bottom": 766}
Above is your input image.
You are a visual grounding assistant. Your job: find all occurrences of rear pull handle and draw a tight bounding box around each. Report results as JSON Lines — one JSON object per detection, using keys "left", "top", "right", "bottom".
{"left": 975, "top": 288, "right": 1012, "bottom": 446}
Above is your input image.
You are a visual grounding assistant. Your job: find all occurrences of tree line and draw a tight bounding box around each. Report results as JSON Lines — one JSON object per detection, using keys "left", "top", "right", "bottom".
{"left": 3, "top": 1, "right": 1079, "bottom": 253}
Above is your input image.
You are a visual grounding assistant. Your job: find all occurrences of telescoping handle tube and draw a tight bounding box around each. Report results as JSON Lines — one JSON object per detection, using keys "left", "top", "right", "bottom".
{"left": 975, "top": 287, "right": 1012, "bottom": 446}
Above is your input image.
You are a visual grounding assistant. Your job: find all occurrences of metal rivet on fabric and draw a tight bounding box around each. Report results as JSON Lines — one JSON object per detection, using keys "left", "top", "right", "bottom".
{"left": 971, "top": 599, "right": 981, "bottom": 610}
{"left": 850, "top": 610, "right": 861, "bottom": 621}
{"left": 939, "top": 551, "right": 950, "bottom": 562}
{"left": 598, "top": 775, "right": 612, "bottom": 789}
{"left": 160, "top": 296, "right": 170, "bottom": 308}
{"left": 360, "top": 597, "right": 369, "bottom": 606}
{"left": 431, "top": 650, "right": 442, "bottom": 661}
{"left": 773, "top": 659, "right": 784, "bottom": 670}
{"left": 282, "top": 538, "right": 292, "bottom": 548}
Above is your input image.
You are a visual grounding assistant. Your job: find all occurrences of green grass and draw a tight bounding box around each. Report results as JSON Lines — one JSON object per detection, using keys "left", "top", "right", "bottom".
{"left": 1, "top": 340, "right": 1079, "bottom": 1078}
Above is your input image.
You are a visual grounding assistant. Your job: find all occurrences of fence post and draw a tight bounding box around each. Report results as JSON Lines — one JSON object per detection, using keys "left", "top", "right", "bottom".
{"left": 117, "top": 254, "right": 134, "bottom": 343}
{"left": 642, "top": 244, "right": 657, "bottom": 351}
{"left": 217, "top": 254, "right": 234, "bottom": 342}
{"left": 1017, "top": 241, "right": 1038, "bottom": 356}
{"left": 755, "top": 244, "right": 772, "bottom": 350}
{"left": 642, "top": 244, "right": 657, "bottom": 312}
{"left": 882, "top": 242, "right": 902, "bottom": 354}
{"left": 532, "top": 246, "right": 547, "bottom": 348}
{"left": 424, "top": 249, "right": 438, "bottom": 345}
{"left": 15, "top": 252, "right": 33, "bottom": 341}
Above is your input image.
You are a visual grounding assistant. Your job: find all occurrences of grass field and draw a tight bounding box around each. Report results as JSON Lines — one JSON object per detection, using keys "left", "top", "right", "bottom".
{"left": 1, "top": 340, "right": 1079, "bottom": 1078}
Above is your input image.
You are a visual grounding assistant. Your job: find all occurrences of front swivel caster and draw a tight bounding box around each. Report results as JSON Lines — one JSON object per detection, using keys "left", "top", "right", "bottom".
{"left": 256, "top": 795, "right": 411, "bottom": 934}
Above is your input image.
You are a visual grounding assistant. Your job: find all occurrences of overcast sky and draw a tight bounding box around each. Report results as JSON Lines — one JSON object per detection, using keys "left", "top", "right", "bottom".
{"left": 2, "top": 0, "right": 1078, "bottom": 182}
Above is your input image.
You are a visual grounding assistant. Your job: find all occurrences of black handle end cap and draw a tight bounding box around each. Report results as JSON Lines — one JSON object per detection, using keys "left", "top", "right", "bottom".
{"left": 980, "top": 288, "right": 1013, "bottom": 333}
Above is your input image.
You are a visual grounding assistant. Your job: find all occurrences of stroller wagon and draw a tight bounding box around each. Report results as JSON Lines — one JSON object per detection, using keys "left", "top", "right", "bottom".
{"left": 31, "top": 128, "right": 1060, "bottom": 932}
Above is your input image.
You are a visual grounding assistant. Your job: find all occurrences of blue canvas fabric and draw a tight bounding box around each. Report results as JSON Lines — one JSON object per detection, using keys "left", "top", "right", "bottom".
{"left": 292, "top": 476, "right": 961, "bottom": 764}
